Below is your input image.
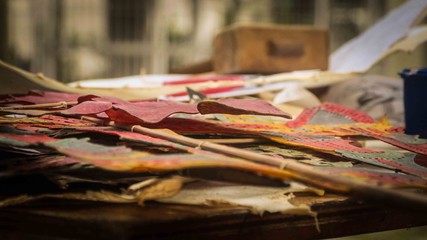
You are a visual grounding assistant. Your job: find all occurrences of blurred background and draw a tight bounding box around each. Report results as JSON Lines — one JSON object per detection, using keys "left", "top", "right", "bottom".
{"left": 0, "top": 0, "right": 426, "bottom": 82}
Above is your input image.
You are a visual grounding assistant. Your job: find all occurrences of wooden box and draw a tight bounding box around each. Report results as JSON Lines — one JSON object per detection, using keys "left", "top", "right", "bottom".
{"left": 213, "top": 24, "right": 329, "bottom": 74}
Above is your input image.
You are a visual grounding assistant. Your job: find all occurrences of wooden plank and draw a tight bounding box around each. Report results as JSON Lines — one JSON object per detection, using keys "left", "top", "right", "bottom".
{"left": 0, "top": 196, "right": 425, "bottom": 239}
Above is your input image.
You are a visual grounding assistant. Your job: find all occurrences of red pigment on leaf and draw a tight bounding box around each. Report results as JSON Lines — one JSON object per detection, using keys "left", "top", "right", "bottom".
{"left": 198, "top": 98, "right": 292, "bottom": 119}
{"left": 106, "top": 100, "right": 199, "bottom": 124}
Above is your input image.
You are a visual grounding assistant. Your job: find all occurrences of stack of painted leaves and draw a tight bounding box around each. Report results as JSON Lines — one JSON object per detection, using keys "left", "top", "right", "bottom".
{"left": 0, "top": 90, "right": 427, "bottom": 211}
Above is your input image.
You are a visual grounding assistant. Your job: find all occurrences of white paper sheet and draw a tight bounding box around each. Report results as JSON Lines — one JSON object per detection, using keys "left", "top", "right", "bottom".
{"left": 330, "top": 0, "right": 427, "bottom": 73}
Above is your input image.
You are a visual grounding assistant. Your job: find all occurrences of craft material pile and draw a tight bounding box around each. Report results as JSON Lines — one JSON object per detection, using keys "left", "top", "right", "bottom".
{"left": 0, "top": 90, "right": 426, "bottom": 213}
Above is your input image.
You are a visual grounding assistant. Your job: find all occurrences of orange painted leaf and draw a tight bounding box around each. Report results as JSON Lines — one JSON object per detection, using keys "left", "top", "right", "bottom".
{"left": 323, "top": 167, "right": 427, "bottom": 189}
{"left": 0, "top": 133, "right": 56, "bottom": 147}
{"left": 45, "top": 138, "right": 296, "bottom": 181}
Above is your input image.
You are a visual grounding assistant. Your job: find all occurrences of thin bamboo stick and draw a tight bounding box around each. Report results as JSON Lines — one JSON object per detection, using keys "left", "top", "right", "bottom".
{"left": 194, "top": 138, "right": 264, "bottom": 144}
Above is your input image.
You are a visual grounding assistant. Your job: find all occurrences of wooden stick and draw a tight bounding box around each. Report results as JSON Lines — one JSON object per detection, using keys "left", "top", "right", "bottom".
{"left": 0, "top": 101, "right": 78, "bottom": 110}
{"left": 195, "top": 138, "right": 264, "bottom": 144}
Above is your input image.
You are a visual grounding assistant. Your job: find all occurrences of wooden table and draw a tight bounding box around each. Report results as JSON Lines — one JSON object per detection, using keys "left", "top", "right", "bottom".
{"left": 0, "top": 194, "right": 425, "bottom": 240}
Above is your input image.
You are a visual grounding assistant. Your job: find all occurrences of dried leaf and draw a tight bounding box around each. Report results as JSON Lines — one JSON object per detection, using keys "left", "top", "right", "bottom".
{"left": 337, "top": 151, "right": 427, "bottom": 178}
{"left": 73, "top": 126, "right": 205, "bottom": 153}
{"left": 0, "top": 191, "right": 136, "bottom": 207}
{"left": 323, "top": 167, "right": 427, "bottom": 188}
{"left": 254, "top": 145, "right": 353, "bottom": 167}
{"left": 134, "top": 176, "right": 185, "bottom": 204}
{"left": 77, "top": 94, "right": 130, "bottom": 105}
{"left": 141, "top": 118, "right": 245, "bottom": 135}
{"left": 60, "top": 101, "right": 112, "bottom": 116}
{"left": 355, "top": 129, "right": 427, "bottom": 156}
{"left": 106, "top": 100, "right": 199, "bottom": 124}
{"left": 0, "top": 101, "right": 112, "bottom": 117}
{"left": 0, "top": 133, "right": 56, "bottom": 147}
{"left": 0, "top": 90, "right": 81, "bottom": 105}
{"left": 0, "top": 115, "right": 95, "bottom": 128}
{"left": 0, "top": 155, "right": 80, "bottom": 177}
{"left": 0, "top": 109, "right": 53, "bottom": 116}
{"left": 158, "top": 181, "right": 312, "bottom": 216}
{"left": 286, "top": 102, "right": 374, "bottom": 128}
{"left": 198, "top": 98, "right": 292, "bottom": 119}
{"left": 261, "top": 131, "right": 427, "bottom": 178}
{"left": 38, "top": 115, "right": 96, "bottom": 128}
{"left": 44, "top": 138, "right": 297, "bottom": 182}
{"left": 264, "top": 132, "right": 375, "bottom": 153}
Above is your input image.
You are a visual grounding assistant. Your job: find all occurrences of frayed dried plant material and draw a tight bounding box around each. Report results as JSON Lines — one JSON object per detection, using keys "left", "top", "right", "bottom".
{"left": 134, "top": 176, "right": 187, "bottom": 205}
{"left": 159, "top": 181, "right": 313, "bottom": 216}
{"left": 0, "top": 191, "right": 136, "bottom": 207}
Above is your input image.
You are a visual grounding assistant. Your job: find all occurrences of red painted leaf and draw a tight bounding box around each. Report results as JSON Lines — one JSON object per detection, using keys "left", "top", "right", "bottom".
{"left": 106, "top": 100, "right": 199, "bottom": 124}
{"left": 77, "top": 94, "right": 129, "bottom": 105}
{"left": 198, "top": 98, "right": 292, "bottom": 119}
{"left": 141, "top": 118, "right": 245, "bottom": 135}
{"left": 286, "top": 102, "right": 374, "bottom": 128}
{"left": 74, "top": 126, "right": 180, "bottom": 145}
{"left": 60, "top": 101, "right": 112, "bottom": 116}
{"left": 0, "top": 101, "right": 112, "bottom": 117}
{"left": 37, "top": 115, "right": 96, "bottom": 128}
{"left": 0, "top": 109, "right": 53, "bottom": 116}
{"left": 0, "top": 90, "right": 82, "bottom": 105}
{"left": 0, "top": 133, "right": 56, "bottom": 146}
{"left": 0, "top": 101, "right": 113, "bottom": 116}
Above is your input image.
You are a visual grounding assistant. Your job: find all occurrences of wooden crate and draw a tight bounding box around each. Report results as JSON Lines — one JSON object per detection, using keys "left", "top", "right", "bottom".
{"left": 213, "top": 23, "right": 329, "bottom": 74}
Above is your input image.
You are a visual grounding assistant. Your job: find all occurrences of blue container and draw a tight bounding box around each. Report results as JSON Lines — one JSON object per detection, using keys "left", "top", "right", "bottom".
{"left": 399, "top": 68, "right": 427, "bottom": 138}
